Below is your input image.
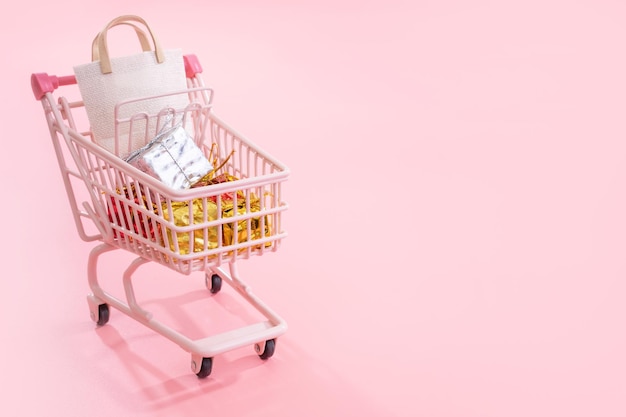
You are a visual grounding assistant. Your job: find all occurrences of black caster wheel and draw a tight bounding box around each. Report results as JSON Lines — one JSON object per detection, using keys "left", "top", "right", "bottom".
{"left": 96, "top": 304, "right": 110, "bottom": 326}
{"left": 195, "top": 357, "right": 213, "bottom": 378}
{"left": 255, "top": 339, "right": 276, "bottom": 360}
{"left": 206, "top": 273, "right": 222, "bottom": 294}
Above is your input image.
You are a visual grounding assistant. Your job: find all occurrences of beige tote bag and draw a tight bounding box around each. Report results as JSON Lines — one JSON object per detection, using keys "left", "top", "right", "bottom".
{"left": 74, "top": 15, "right": 189, "bottom": 158}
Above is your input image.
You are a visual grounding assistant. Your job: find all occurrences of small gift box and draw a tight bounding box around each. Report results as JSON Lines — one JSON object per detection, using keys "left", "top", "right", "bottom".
{"left": 125, "top": 123, "right": 213, "bottom": 190}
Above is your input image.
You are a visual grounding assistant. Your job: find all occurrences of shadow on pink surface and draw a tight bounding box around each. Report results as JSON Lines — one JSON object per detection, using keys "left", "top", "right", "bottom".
{"left": 58, "top": 254, "right": 391, "bottom": 416}
{"left": 86, "top": 323, "right": 391, "bottom": 416}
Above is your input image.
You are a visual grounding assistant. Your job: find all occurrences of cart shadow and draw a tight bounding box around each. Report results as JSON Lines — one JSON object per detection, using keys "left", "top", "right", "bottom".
{"left": 94, "top": 324, "right": 177, "bottom": 381}
{"left": 92, "top": 324, "right": 236, "bottom": 407}
{"left": 84, "top": 269, "right": 393, "bottom": 415}
{"left": 99, "top": 326, "right": 389, "bottom": 416}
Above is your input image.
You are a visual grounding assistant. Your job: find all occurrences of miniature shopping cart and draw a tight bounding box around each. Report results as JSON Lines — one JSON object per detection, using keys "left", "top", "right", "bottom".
{"left": 31, "top": 54, "right": 289, "bottom": 378}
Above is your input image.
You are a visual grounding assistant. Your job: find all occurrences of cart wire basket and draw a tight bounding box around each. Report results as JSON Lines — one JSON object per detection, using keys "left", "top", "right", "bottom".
{"left": 31, "top": 54, "right": 289, "bottom": 378}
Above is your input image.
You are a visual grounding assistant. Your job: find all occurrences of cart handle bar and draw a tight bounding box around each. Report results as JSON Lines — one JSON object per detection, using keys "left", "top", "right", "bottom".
{"left": 31, "top": 53, "right": 203, "bottom": 100}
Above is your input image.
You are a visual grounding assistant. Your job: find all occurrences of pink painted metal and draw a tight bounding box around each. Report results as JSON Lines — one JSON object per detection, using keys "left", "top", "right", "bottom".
{"left": 31, "top": 54, "right": 289, "bottom": 378}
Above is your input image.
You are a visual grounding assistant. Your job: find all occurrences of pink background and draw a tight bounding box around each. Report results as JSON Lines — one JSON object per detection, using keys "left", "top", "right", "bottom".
{"left": 3, "top": 0, "right": 626, "bottom": 415}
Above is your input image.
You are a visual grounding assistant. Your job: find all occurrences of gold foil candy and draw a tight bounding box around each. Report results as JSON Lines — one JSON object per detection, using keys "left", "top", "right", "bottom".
{"left": 163, "top": 198, "right": 220, "bottom": 253}
{"left": 162, "top": 176, "right": 271, "bottom": 255}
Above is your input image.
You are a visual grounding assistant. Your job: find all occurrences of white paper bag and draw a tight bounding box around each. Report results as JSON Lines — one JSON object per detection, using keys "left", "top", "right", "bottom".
{"left": 73, "top": 15, "right": 189, "bottom": 158}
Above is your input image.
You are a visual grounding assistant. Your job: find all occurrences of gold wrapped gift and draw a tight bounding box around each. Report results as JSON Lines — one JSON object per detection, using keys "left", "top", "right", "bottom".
{"left": 163, "top": 198, "right": 220, "bottom": 253}
{"left": 162, "top": 173, "right": 271, "bottom": 255}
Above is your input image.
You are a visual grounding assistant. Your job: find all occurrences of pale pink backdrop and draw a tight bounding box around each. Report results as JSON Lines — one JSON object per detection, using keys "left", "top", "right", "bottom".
{"left": 2, "top": 0, "right": 626, "bottom": 415}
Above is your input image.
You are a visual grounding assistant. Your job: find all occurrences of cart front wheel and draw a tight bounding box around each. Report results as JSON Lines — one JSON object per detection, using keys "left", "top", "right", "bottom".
{"left": 194, "top": 357, "right": 213, "bottom": 378}
{"left": 255, "top": 339, "right": 276, "bottom": 360}
{"left": 96, "top": 304, "right": 110, "bottom": 326}
{"left": 206, "top": 273, "right": 222, "bottom": 294}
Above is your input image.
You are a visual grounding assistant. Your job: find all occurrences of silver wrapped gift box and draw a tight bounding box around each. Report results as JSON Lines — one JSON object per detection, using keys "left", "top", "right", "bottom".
{"left": 125, "top": 124, "right": 213, "bottom": 190}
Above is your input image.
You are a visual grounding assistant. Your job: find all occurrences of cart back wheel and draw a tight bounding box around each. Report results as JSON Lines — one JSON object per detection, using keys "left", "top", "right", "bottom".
{"left": 256, "top": 338, "right": 276, "bottom": 360}
{"left": 206, "top": 273, "right": 222, "bottom": 294}
{"left": 97, "top": 304, "right": 110, "bottom": 326}
{"left": 195, "top": 357, "right": 213, "bottom": 378}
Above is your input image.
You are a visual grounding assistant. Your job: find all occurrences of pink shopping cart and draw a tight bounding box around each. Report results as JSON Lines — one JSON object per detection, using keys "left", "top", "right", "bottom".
{"left": 31, "top": 54, "right": 289, "bottom": 378}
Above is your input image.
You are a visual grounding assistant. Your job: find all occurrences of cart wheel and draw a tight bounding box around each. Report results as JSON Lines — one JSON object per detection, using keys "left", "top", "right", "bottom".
{"left": 206, "top": 273, "right": 222, "bottom": 294}
{"left": 255, "top": 339, "right": 276, "bottom": 360}
{"left": 96, "top": 304, "right": 110, "bottom": 326}
{"left": 195, "top": 357, "right": 213, "bottom": 378}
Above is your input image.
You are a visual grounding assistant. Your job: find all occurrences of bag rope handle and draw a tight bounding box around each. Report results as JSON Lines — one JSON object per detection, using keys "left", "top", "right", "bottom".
{"left": 96, "top": 15, "right": 165, "bottom": 74}
{"left": 91, "top": 22, "right": 152, "bottom": 62}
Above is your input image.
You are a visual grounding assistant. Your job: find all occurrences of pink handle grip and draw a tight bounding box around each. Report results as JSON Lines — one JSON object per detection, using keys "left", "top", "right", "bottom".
{"left": 31, "top": 73, "right": 76, "bottom": 100}
{"left": 31, "top": 54, "right": 204, "bottom": 100}
{"left": 184, "top": 54, "right": 203, "bottom": 78}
